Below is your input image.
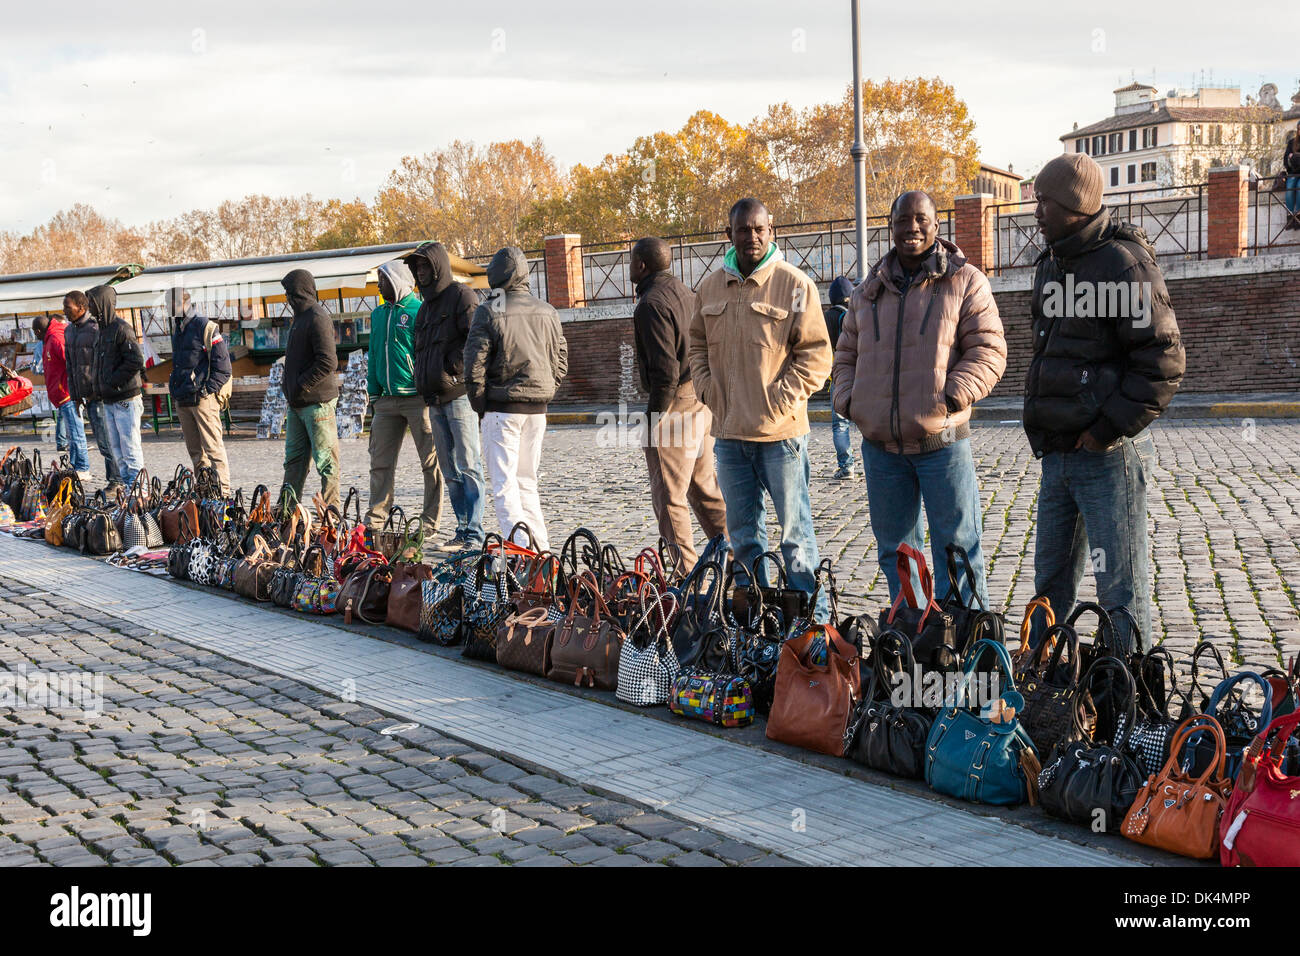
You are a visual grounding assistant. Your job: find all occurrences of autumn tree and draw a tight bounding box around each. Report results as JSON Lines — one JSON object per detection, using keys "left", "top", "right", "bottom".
{"left": 0, "top": 203, "right": 145, "bottom": 273}
{"left": 374, "top": 138, "right": 563, "bottom": 255}
{"left": 311, "top": 198, "right": 380, "bottom": 250}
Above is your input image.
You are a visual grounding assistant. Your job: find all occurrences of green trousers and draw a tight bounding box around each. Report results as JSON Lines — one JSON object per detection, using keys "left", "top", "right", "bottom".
{"left": 283, "top": 399, "right": 341, "bottom": 509}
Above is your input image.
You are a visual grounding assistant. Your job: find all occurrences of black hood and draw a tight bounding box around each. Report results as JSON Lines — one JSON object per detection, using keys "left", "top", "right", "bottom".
{"left": 409, "top": 241, "right": 455, "bottom": 299}
{"left": 829, "top": 276, "right": 854, "bottom": 306}
{"left": 281, "top": 269, "right": 320, "bottom": 316}
{"left": 86, "top": 284, "right": 117, "bottom": 325}
{"left": 486, "top": 246, "right": 530, "bottom": 294}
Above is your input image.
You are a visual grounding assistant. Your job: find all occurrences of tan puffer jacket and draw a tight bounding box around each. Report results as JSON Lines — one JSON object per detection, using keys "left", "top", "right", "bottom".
{"left": 832, "top": 239, "right": 1006, "bottom": 455}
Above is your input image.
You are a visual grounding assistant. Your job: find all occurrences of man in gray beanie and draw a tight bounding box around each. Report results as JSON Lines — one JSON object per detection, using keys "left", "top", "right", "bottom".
{"left": 1022, "top": 151, "right": 1185, "bottom": 655}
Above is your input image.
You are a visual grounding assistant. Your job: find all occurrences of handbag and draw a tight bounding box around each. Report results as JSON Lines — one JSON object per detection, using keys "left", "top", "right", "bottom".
{"left": 496, "top": 606, "right": 558, "bottom": 677}
{"left": 1017, "top": 618, "right": 1088, "bottom": 757}
{"left": 291, "top": 544, "right": 340, "bottom": 614}
{"left": 340, "top": 562, "right": 391, "bottom": 624}
{"left": 386, "top": 558, "right": 434, "bottom": 633}
{"left": 548, "top": 571, "right": 625, "bottom": 690}
{"left": 766, "top": 618, "right": 862, "bottom": 757}
{"left": 159, "top": 467, "right": 198, "bottom": 544}
{"left": 939, "top": 543, "right": 990, "bottom": 656}
{"left": 417, "top": 550, "right": 480, "bottom": 645}
{"left": 81, "top": 499, "right": 123, "bottom": 556}
{"left": 877, "top": 543, "right": 959, "bottom": 675}
{"left": 271, "top": 542, "right": 305, "bottom": 608}
{"left": 728, "top": 571, "right": 788, "bottom": 716}
{"left": 670, "top": 559, "right": 727, "bottom": 671}
{"left": 1122, "top": 715, "right": 1233, "bottom": 859}
{"left": 43, "top": 478, "right": 77, "bottom": 547}
{"left": 729, "top": 551, "right": 810, "bottom": 638}
{"left": 1070, "top": 601, "right": 1130, "bottom": 675}
{"left": 461, "top": 536, "right": 520, "bottom": 661}
{"left": 925, "top": 639, "right": 1041, "bottom": 806}
{"left": 1115, "top": 645, "right": 1193, "bottom": 777}
{"left": 1220, "top": 712, "right": 1300, "bottom": 866}
{"left": 1038, "top": 656, "right": 1145, "bottom": 831}
{"left": 233, "top": 535, "right": 277, "bottom": 602}
{"left": 1011, "top": 595, "right": 1055, "bottom": 681}
{"left": 668, "top": 624, "right": 754, "bottom": 728}
{"left": 1183, "top": 670, "right": 1273, "bottom": 781}
{"left": 844, "top": 627, "right": 934, "bottom": 779}
{"left": 616, "top": 583, "right": 681, "bottom": 706}
{"left": 373, "top": 506, "right": 408, "bottom": 560}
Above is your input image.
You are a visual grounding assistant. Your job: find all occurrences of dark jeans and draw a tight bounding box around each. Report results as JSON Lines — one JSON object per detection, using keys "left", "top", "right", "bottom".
{"left": 1029, "top": 430, "right": 1156, "bottom": 652}
{"left": 84, "top": 400, "right": 120, "bottom": 484}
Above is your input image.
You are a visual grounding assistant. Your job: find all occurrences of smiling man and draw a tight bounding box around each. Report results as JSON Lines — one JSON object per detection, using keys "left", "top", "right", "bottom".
{"left": 688, "top": 198, "right": 832, "bottom": 620}
{"left": 1023, "top": 152, "right": 1184, "bottom": 653}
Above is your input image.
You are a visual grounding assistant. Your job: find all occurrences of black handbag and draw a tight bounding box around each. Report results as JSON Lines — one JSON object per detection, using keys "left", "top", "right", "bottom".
{"left": 670, "top": 559, "right": 726, "bottom": 670}
{"left": 1070, "top": 602, "right": 1130, "bottom": 675}
{"left": 876, "top": 543, "right": 959, "bottom": 675}
{"left": 1184, "top": 670, "right": 1274, "bottom": 781}
{"left": 728, "top": 578, "right": 788, "bottom": 716}
{"left": 557, "top": 527, "right": 603, "bottom": 603}
{"left": 939, "top": 543, "right": 988, "bottom": 657}
{"left": 1115, "top": 644, "right": 1193, "bottom": 777}
{"left": 1017, "top": 618, "right": 1087, "bottom": 756}
{"left": 1039, "top": 656, "right": 1145, "bottom": 832}
{"left": 729, "top": 551, "right": 811, "bottom": 635}
{"left": 844, "top": 628, "right": 934, "bottom": 779}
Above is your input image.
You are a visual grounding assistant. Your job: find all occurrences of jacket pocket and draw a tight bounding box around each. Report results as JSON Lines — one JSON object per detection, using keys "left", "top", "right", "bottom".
{"left": 748, "top": 302, "right": 789, "bottom": 351}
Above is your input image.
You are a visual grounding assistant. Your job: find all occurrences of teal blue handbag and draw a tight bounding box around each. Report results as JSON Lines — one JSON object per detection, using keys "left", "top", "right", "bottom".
{"left": 925, "top": 638, "right": 1041, "bottom": 806}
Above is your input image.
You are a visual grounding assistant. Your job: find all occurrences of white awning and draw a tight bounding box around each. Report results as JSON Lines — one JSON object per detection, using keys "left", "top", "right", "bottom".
{"left": 0, "top": 267, "right": 138, "bottom": 315}
{"left": 112, "top": 246, "right": 421, "bottom": 309}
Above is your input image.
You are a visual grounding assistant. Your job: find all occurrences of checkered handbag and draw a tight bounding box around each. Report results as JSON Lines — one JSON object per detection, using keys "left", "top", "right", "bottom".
{"left": 462, "top": 546, "right": 520, "bottom": 662}
{"left": 616, "top": 586, "right": 681, "bottom": 707}
{"left": 1115, "top": 645, "right": 1192, "bottom": 777}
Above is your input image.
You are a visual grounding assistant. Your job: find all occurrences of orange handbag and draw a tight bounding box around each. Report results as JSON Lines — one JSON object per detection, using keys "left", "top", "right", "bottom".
{"left": 766, "top": 621, "right": 862, "bottom": 757}
{"left": 1121, "top": 714, "right": 1234, "bottom": 859}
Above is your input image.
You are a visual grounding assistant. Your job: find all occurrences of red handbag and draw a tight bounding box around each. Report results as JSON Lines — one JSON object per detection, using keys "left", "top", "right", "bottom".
{"left": 1220, "top": 712, "right": 1300, "bottom": 866}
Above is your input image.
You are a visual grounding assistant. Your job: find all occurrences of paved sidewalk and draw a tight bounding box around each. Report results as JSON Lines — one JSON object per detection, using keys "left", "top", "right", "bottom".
{"left": 0, "top": 573, "right": 789, "bottom": 868}
{"left": 0, "top": 537, "right": 1130, "bottom": 866}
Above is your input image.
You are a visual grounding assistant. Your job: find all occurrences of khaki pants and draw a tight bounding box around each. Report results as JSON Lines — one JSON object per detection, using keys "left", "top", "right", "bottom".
{"left": 642, "top": 382, "right": 728, "bottom": 568}
{"left": 177, "top": 395, "right": 231, "bottom": 494}
{"left": 366, "top": 395, "right": 443, "bottom": 538}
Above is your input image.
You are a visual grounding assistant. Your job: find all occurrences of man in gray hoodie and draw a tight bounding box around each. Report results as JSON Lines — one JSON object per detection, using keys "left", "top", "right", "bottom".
{"left": 464, "top": 247, "right": 568, "bottom": 552}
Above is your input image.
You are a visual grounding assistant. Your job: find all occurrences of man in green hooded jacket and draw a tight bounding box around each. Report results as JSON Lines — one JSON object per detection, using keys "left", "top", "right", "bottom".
{"left": 365, "top": 258, "right": 443, "bottom": 540}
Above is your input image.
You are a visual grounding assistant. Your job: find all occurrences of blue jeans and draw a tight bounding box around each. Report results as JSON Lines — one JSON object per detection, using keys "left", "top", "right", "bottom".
{"left": 83, "top": 400, "right": 120, "bottom": 484}
{"left": 428, "top": 395, "right": 486, "bottom": 546}
{"left": 831, "top": 408, "right": 855, "bottom": 471}
{"left": 861, "top": 436, "right": 988, "bottom": 607}
{"left": 1287, "top": 176, "right": 1300, "bottom": 215}
{"left": 714, "top": 434, "right": 828, "bottom": 622}
{"left": 55, "top": 402, "right": 90, "bottom": 473}
{"left": 103, "top": 396, "right": 144, "bottom": 488}
{"left": 1029, "top": 430, "right": 1155, "bottom": 653}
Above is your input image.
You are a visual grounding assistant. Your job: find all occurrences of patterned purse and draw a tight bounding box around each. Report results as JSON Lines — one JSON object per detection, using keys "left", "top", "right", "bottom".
{"left": 616, "top": 583, "right": 681, "bottom": 707}
{"left": 1115, "top": 644, "right": 1193, "bottom": 777}
{"left": 416, "top": 551, "right": 480, "bottom": 645}
{"left": 669, "top": 626, "right": 754, "bottom": 728}
{"left": 462, "top": 537, "right": 520, "bottom": 662}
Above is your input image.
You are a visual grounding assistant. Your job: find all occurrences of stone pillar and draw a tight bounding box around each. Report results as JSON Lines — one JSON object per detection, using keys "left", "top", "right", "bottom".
{"left": 1207, "top": 166, "right": 1248, "bottom": 259}
{"left": 544, "top": 234, "right": 585, "bottom": 308}
{"left": 954, "top": 194, "right": 996, "bottom": 274}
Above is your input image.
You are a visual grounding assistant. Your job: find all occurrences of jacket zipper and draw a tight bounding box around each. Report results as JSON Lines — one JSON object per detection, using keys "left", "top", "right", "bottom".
{"left": 890, "top": 282, "right": 910, "bottom": 450}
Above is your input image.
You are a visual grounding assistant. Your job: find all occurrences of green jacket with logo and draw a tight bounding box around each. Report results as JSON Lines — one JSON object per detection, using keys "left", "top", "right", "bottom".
{"left": 367, "top": 292, "right": 421, "bottom": 397}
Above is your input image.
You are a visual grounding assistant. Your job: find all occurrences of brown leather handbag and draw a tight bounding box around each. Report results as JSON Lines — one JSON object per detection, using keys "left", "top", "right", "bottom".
{"left": 1121, "top": 715, "right": 1233, "bottom": 859}
{"left": 496, "top": 606, "right": 557, "bottom": 676}
{"left": 387, "top": 560, "right": 434, "bottom": 632}
{"left": 548, "top": 572, "right": 625, "bottom": 689}
{"left": 765, "top": 621, "right": 862, "bottom": 757}
{"left": 233, "top": 534, "right": 277, "bottom": 602}
{"left": 160, "top": 470, "right": 199, "bottom": 544}
{"left": 340, "top": 563, "right": 392, "bottom": 625}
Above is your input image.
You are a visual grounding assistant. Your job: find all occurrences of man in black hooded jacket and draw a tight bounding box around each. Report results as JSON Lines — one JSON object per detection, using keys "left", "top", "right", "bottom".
{"left": 411, "top": 241, "right": 485, "bottom": 552}
{"left": 279, "top": 269, "right": 340, "bottom": 508}
{"left": 62, "top": 289, "right": 120, "bottom": 485}
{"left": 87, "top": 284, "right": 144, "bottom": 489}
{"left": 1024, "top": 153, "right": 1184, "bottom": 654}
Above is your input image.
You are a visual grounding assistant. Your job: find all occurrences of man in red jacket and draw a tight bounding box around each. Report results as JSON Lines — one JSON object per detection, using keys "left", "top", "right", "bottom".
{"left": 33, "top": 314, "right": 91, "bottom": 477}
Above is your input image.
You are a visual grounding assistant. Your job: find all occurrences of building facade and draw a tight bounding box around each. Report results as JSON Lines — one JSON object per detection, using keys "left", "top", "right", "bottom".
{"left": 1061, "top": 82, "right": 1299, "bottom": 192}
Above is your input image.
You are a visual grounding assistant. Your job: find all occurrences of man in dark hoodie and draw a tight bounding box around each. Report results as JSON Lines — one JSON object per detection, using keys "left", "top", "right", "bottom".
{"left": 167, "top": 287, "right": 233, "bottom": 494}
{"left": 280, "top": 269, "right": 341, "bottom": 508}
{"left": 1024, "top": 153, "right": 1184, "bottom": 654}
{"left": 87, "top": 284, "right": 145, "bottom": 489}
{"left": 365, "top": 258, "right": 443, "bottom": 542}
{"left": 464, "top": 246, "right": 568, "bottom": 552}
{"left": 410, "top": 241, "right": 485, "bottom": 553}
{"left": 63, "top": 289, "right": 120, "bottom": 485}
{"left": 825, "top": 276, "right": 858, "bottom": 480}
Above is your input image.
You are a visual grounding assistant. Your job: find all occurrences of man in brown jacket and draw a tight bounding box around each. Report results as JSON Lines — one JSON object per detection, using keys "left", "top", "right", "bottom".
{"left": 833, "top": 190, "right": 1006, "bottom": 606}
{"left": 688, "top": 198, "right": 833, "bottom": 619}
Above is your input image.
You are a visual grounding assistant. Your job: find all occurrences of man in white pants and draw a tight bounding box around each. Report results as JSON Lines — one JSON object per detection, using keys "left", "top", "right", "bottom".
{"left": 464, "top": 246, "right": 568, "bottom": 552}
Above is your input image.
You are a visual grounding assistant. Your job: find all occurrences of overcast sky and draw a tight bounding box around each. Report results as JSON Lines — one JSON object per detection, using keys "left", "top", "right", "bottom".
{"left": 1, "top": 0, "right": 1293, "bottom": 233}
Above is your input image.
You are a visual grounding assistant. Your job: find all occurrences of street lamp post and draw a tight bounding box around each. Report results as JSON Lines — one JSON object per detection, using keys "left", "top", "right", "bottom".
{"left": 850, "top": 0, "right": 868, "bottom": 280}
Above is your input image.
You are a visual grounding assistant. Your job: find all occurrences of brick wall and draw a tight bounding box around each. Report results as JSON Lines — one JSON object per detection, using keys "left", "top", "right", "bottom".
{"left": 552, "top": 258, "right": 1300, "bottom": 405}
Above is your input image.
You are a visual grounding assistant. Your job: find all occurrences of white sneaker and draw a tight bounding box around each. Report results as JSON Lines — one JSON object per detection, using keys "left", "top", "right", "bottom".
{"left": 75, "top": 471, "right": 93, "bottom": 482}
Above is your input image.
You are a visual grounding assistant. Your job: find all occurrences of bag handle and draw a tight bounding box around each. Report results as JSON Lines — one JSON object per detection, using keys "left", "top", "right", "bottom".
{"left": 382, "top": 506, "right": 406, "bottom": 533}
{"left": 752, "top": 551, "right": 788, "bottom": 591}
{"left": 1028, "top": 622, "right": 1082, "bottom": 687}
{"left": 870, "top": 626, "right": 919, "bottom": 691}
{"left": 1133, "top": 645, "right": 1188, "bottom": 720}
{"left": 1207, "top": 670, "right": 1274, "bottom": 733}
{"left": 944, "top": 543, "right": 986, "bottom": 612}
{"left": 634, "top": 547, "right": 667, "bottom": 591}
{"left": 1065, "top": 602, "right": 1123, "bottom": 657}
{"left": 507, "top": 521, "right": 539, "bottom": 554}
{"left": 1015, "top": 595, "right": 1055, "bottom": 657}
{"left": 657, "top": 536, "right": 686, "bottom": 584}
{"left": 564, "top": 570, "right": 610, "bottom": 624}
{"left": 814, "top": 558, "right": 841, "bottom": 627}
{"left": 558, "top": 527, "right": 601, "bottom": 595}
{"left": 958, "top": 637, "right": 1018, "bottom": 698}
{"left": 887, "top": 543, "right": 943, "bottom": 633}
{"left": 1190, "top": 640, "right": 1228, "bottom": 706}
{"left": 1164, "top": 715, "right": 1229, "bottom": 787}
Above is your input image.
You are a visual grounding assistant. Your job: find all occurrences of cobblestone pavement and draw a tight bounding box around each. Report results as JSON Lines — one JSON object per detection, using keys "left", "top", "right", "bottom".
{"left": 19, "top": 416, "right": 1300, "bottom": 674}
{"left": 0, "top": 578, "right": 786, "bottom": 868}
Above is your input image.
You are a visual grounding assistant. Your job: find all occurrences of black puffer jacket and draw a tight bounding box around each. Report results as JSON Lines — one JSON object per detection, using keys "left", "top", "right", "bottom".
{"left": 464, "top": 247, "right": 568, "bottom": 414}
{"left": 65, "top": 312, "right": 100, "bottom": 404}
{"left": 411, "top": 241, "right": 479, "bottom": 405}
{"left": 280, "top": 269, "right": 339, "bottom": 408}
{"left": 1023, "top": 208, "right": 1185, "bottom": 456}
{"left": 88, "top": 284, "right": 144, "bottom": 403}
